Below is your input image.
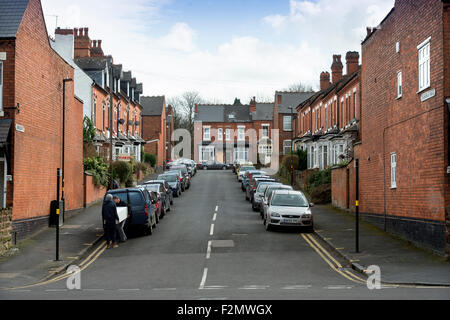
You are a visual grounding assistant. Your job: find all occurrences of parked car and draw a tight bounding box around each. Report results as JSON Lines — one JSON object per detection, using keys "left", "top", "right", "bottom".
{"left": 158, "top": 173, "right": 182, "bottom": 197}
{"left": 145, "top": 180, "right": 173, "bottom": 205}
{"left": 105, "top": 188, "right": 157, "bottom": 236}
{"left": 141, "top": 183, "right": 170, "bottom": 216}
{"left": 168, "top": 165, "right": 190, "bottom": 189}
{"left": 237, "top": 165, "right": 256, "bottom": 181}
{"left": 261, "top": 184, "right": 294, "bottom": 218}
{"left": 252, "top": 182, "right": 281, "bottom": 212}
{"left": 143, "top": 187, "right": 164, "bottom": 221}
{"left": 264, "top": 190, "right": 314, "bottom": 232}
{"left": 241, "top": 170, "right": 267, "bottom": 191}
{"left": 246, "top": 177, "right": 275, "bottom": 202}
{"left": 202, "top": 160, "right": 229, "bottom": 170}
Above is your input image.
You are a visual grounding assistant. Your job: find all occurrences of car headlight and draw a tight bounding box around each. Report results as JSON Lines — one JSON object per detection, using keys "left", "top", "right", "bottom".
{"left": 270, "top": 212, "right": 280, "bottom": 217}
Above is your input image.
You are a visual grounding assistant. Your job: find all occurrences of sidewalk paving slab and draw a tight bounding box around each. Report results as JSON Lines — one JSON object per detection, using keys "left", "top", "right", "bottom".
{"left": 313, "top": 205, "right": 450, "bottom": 285}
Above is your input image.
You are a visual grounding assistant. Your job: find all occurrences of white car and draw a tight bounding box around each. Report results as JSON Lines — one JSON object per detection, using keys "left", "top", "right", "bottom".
{"left": 261, "top": 184, "right": 293, "bottom": 219}
{"left": 264, "top": 190, "right": 314, "bottom": 232}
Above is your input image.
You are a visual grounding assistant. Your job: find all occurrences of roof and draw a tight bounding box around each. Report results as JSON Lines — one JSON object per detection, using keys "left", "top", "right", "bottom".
{"left": 0, "top": 118, "right": 12, "bottom": 143}
{"left": 252, "top": 103, "right": 274, "bottom": 121}
{"left": 74, "top": 57, "right": 109, "bottom": 70}
{"left": 0, "top": 0, "right": 29, "bottom": 39}
{"left": 141, "top": 96, "right": 165, "bottom": 116}
{"left": 276, "top": 92, "right": 315, "bottom": 113}
{"left": 195, "top": 104, "right": 252, "bottom": 122}
{"left": 121, "top": 71, "right": 132, "bottom": 82}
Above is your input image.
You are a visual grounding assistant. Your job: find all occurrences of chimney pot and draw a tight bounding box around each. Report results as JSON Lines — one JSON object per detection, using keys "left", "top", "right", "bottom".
{"left": 320, "top": 71, "right": 331, "bottom": 91}
{"left": 98, "top": 40, "right": 102, "bottom": 48}
{"left": 331, "top": 54, "right": 343, "bottom": 84}
{"left": 84, "top": 28, "right": 89, "bottom": 37}
{"left": 345, "top": 51, "right": 360, "bottom": 75}
{"left": 93, "top": 40, "right": 97, "bottom": 48}
{"left": 74, "top": 28, "right": 78, "bottom": 36}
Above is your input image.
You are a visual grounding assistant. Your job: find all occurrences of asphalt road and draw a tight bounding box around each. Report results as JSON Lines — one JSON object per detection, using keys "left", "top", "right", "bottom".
{"left": 1, "top": 170, "right": 450, "bottom": 300}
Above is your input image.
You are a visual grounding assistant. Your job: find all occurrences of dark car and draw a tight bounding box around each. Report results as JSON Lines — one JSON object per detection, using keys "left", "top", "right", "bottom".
{"left": 241, "top": 170, "right": 267, "bottom": 191}
{"left": 140, "top": 183, "right": 170, "bottom": 217}
{"left": 105, "top": 188, "right": 157, "bottom": 236}
{"left": 246, "top": 177, "right": 275, "bottom": 202}
{"left": 158, "top": 173, "right": 182, "bottom": 197}
{"left": 145, "top": 180, "right": 173, "bottom": 206}
{"left": 168, "top": 166, "right": 190, "bottom": 190}
{"left": 203, "top": 160, "right": 229, "bottom": 170}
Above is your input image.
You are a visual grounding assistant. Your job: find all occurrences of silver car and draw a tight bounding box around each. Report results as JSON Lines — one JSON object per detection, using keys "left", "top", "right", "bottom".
{"left": 264, "top": 190, "right": 314, "bottom": 232}
{"left": 252, "top": 182, "right": 281, "bottom": 212}
{"left": 261, "top": 184, "right": 293, "bottom": 218}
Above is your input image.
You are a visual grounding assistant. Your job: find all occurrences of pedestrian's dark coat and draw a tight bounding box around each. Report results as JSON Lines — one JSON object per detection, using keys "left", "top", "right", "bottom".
{"left": 102, "top": 199, "right": 119, "bottom": 225}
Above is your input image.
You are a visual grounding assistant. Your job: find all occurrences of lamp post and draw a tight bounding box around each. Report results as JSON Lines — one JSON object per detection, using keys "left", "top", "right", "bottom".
{"left": 288, "top": 106, "right": 296, "bottom": 186}
{"left": 61, "top": 78, "right": 72, "bottom": 222}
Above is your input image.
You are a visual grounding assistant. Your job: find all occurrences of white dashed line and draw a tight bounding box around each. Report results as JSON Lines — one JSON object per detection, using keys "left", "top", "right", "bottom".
{"left": 206, "top": 240, "right": 212, "bottom": 259}
{"left": 239, "top": 285, "right": 270, "bottom": 290}
{"left": 199, "top": 268, "right": 208, "bottom": 290}
{"left": 325, "top": 285, "right": 353, "bottom": 290}
{"left": 215, "top": 206, "right": 218, "bottom": 212}
{"left": 210, "top": 224, "right": 215, "bottom": 236}
{"left": 153, "top": 288, "right": 177, "bottom": 291}
{"left": 45, "top": 289, "right": 67, "bottom": 292}
{"left": 83, "top": 289, "right": 105, "bottom": 292}
{"left": 118, "top": 289, "right": 140, "bottom": 292}
{"left": 282, "top": 285, "right": 312, "bottom": 290}
{"left": 213, "top": 213, "right": 217, "bottom": 221}
{"left": 203, "top": 285, "right": 228, "bottom": 290}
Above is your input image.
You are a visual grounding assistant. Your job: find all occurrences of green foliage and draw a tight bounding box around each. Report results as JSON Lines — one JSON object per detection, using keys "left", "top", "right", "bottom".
{"left": 112, "top": 161, "right": 132, "bottom": 185}
{"left": 294, "top": 149, "right": 308, "bottom": 171}
{"left": 306, "top": 168, "right": 332, "bottom": 192}
{"left": 144, "top": 153, "right": 157, "bottom": 167}
{"left": 282, "top": 154, "right": 299, "bottom": 170}
{"left": 83, "top": 157, "right": 109, "bottom": 187}
{"left": 135, "top": 162, "right": 150, "bottom": 175}
{"left": 83, "top": 116, "right": 96, "bottom": 143}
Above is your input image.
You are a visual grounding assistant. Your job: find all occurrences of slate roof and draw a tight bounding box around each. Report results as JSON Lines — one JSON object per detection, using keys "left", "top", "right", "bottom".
{"left": 74, "top": 57, "right": 108, "bottom": 70}
{"left": 252, "top": 103, "right": 274, "bottom": 121}
{"left": 194, "top": 104, "right": 252, "bottom": 123}
{"left": 141, "top": 96, "right": 165, "bottom": 116}
{"left": 276, "top": 92, "right": 315, "bottom": 113}
{"left": 0, "top": 0, "right": 29, "bottom": 39}
{"left": 121, "top": 71, "right": 132, "bottom": 82}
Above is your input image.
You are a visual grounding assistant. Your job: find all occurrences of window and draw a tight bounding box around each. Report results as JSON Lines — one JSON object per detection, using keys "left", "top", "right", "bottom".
{"left": 353, "top": 91, "right": 357, "bottom": 120}
{"left": 0, "top": 61, "right": 3, "bottom": 110}
{"left": 218, "top": 128, "right": 223, "bottom": 141}
{"left": 283, "top": 116, "right": 292, "bottom": 131}
{"left": 418, "top": 38, "right": 430, "bottom": 92}
{"left": 238, "top": 127, "right": 245, "bottom": 141}
{"left": 203, "top": 126, "right": 211, "bottom": 141}
{"left": 262, "top": 125, "right": 269, "bottom": 138}
{"left": 234, "top": 147, "right": 249, "bottom": 162}
{"left": 391, "top": 153, "right": 397, "bottom": 189}
{"left": 318, "top": 146, "right": 323, "bottom": 170}
{"left": 225, "top": 129, "right": 231, "bottom": 141}
{"left": 397, "top": 71, "right": 402, "bottom": 98}
{"left": 283, "top": 140, "right": 292, "bottom": 155}
{"left": 200, "top": 146, "right": 214, "bottom": 161}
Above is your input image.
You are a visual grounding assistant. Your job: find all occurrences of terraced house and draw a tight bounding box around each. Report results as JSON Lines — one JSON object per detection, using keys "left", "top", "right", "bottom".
{"left": 295, "top": 52, "right": 361, "bottom": 170}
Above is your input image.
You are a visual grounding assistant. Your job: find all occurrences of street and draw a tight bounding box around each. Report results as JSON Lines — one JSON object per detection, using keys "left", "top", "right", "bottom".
{"left": 1, "top": 170, "right": 449, "bottom": 300}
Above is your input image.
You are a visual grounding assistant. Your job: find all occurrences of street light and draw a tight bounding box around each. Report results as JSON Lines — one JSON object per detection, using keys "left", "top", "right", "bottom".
{"left": 288, "top": 106, "right": 296, "bottom": 186}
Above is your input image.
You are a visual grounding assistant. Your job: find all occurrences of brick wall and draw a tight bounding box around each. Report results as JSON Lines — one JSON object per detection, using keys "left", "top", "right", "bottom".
{"left": 360, "top": 0, "right": 447, "bottom": 252}
{"left": 84, "top": 173, "right": 106, "bottom": 207}
{"left": 0, "top": 208, "right": 12, "bottom": 256}
{"left": 332, "top": 166, "right": 349, "bottom": 210}
{"left": 10, "top": 0, "right": 83, "bottom": 224}
{"left": 142, "top": 115, "right": 162, "bottom": 164}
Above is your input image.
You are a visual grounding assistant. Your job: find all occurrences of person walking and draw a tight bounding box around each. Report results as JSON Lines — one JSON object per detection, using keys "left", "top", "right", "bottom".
{"left": 102, "top": 194, "right": 119, "bottom": 249}
{"left": 113, "top": 195, "right": 128, "bottom": 243}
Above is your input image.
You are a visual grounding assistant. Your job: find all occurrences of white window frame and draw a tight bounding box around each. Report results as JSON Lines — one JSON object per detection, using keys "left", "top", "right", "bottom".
{"left": 234, "top": 147, "right": 249, "bottom": 162}
{"left": 218, "top": 128, "right": 223, "bottom": 141}
{"left": 391, "top": 152, "right": 397, "bottom": 189}
{"left": 203, "top": 126, "right": 211, "bottom": 141}
{"left": 238, "top": 126, "right": 245, "bottom": 141}
{"left": 262, "top": 124, "right": 270, "bottom": 138}
{"left": 397, "top": 71, "right": 402, "bottom": 98}
{"left": 417, "top": 37, "right": 430, "bottom": 92}
{"left": 0, "top": 61, "right": 3, "bottom": 110}
{"left": 283, "top": 116, "right": 292, "bottom": 131}
{"left": 200, "top": 146, "right": 215, "bottom": 162}
{"left": 283, "top": 140, "right": 292, "bottom": 155}
{"left": 225, "top": 129, "right": 231, "bottom": 141}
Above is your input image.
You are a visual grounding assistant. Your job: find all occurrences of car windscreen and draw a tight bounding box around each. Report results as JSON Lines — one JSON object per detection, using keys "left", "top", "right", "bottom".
{"left": 271, "top": 194, "right": 309, "bottom": 207}
{"left": 257, "top": 183, "right": 280, "bottom": 193}
{"left": 144, "top": 184, "right": 160, "bottom": 193}
{"left": 241, "top": 166, "right": 255, "bottom": 172}
{"left": 159, "top": 175, "right": 178, "bottom": 182}
{"left": 172, "top": 166, "right": 187, "bottom": 173}
{"left": 266, "top": 187, "right": 293, "bottom": 199}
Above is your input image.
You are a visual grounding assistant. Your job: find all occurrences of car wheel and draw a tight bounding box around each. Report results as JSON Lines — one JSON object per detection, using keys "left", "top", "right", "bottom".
{"left": 170, "top": 199, "right": 174, "bottom": 205}
{"left": 245, "top": 194, "right": 249, "bottom": 201}
{"left": 222, "top": 166, "right": 226, "bottom": 170}
{"left": 305, "top": 224, "right": 314, "bottom": 233}
{"left": 265, "top": 219, "right": 272, "bottom": 231}
{"left": 155, "top": 211, "right": 159, "bottom": 224}
{"left": 145, "top": 222, "right": 153, "bottom": 236}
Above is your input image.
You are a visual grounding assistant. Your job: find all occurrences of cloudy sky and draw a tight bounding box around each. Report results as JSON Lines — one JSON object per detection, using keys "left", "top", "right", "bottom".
{"left": 41, "top": 0, "right": 394, "bottom": 104}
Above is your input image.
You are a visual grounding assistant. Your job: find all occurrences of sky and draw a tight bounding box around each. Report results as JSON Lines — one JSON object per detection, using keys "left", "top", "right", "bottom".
{"left": 41, "top": 0, "right": 395, "bottom": 104}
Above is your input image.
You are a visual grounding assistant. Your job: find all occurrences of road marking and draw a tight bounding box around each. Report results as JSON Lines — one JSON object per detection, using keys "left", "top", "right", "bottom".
{"left": 11, "top": 289, "right": 31, "bottom": 292}
{"left": 118, "top": 289, "right": 140, "bottom": 291}
{"left": 203, "top": 286, "right": 228, "bottom": 290}
{"left": 45, "top": 289, "right": 68, "bottom": 292}
{"left": 232, "top": 233, "right": 248, "bottom": 236}
{"left": 282, "top": 285, "right": 311, "bottom": 290}
{"left": 83, "top": 289, "right": 105, "bottom": 292}
{"left": 199, "top": 268, "right": 208, "bottom": 290}
{"left": 325, "top": 285, "right": 353, "bottom": 290}
{"left": 210, "top": 224, "right": 215, "bottom": 236}
{"left": 239, "top": 285, "right": 269, "bottom": 290}
{"left": 153, "top": 288, "right": 177, "bottom": 291}
{"left": 215, "top": 206, "right": 218, "bottom": 212}
{"left": 206, "top": 240, "right": 212, "bottom": 259}
{"left": 213, "top": 213, "right": 217, "bottom": 221}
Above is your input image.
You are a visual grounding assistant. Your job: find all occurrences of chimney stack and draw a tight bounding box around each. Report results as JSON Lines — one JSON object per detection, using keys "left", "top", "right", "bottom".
{"left": 250, "top": 96, "right": 256, "bottom": 113}
{"left": 331, "top": 55, "right": 343, "bottom": 84}
{"left": 98, "top": 40, "right": 102, "bottom": 48}
{"left": 346, "top": 51, "right": 359, "bottom": 75}
{"left": 84, "top": 28, "right": 89, "bottom": 37}
{"left": 320, "top": 71, "right": 331, "bottom": 91}
{"left": 74, "top": 27, "right": 91, "bottom": 58}
{"left": 195, "top": 103, "right": 199, "bottom": 114}
{"left": 93, "top": 40, "right": 97, "bottom": 48}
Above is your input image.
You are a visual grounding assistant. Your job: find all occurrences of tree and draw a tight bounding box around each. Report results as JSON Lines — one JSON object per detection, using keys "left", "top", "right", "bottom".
{"left": 83, "top": 116, "right": 96, "bottom": 143}
{"left": 284, "top": 82, "right": 314, "bottom": 93}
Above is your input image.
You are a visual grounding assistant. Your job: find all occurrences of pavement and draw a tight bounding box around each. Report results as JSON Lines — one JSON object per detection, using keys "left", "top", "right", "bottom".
{"left": 0, "top": 170, "right": 449, "bottom": 300}
{"left": 313, "top": 205, "right": 450, "bottom": 286}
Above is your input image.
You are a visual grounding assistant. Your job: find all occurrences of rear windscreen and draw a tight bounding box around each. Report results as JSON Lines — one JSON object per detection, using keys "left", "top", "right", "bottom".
{"left": 108, "top": 192, "right": 127, "bottom": 203}
{"left": 129, "top": 191, "right": 145, "bottom": 205}
{"left": 159, "top": 175, "right": 178, "bottom": 182}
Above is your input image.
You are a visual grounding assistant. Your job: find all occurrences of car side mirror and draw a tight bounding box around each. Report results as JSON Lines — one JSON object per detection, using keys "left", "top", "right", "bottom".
{"left": 309, "top": 203, "right": 315, "bottom": 207}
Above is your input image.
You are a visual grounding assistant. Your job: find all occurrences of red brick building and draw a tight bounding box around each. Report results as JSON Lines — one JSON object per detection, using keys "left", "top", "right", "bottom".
{"left": 358, "top": 0, "right": 450, "bottom": 254}
{"left": 0, "top": 0, "right": 84, "bottom": 240}
{"left": 141, "top": 96, "right": 168, "bottom": 167}
{"left": 296, "top": 52, "right": 361, "bottom": 170}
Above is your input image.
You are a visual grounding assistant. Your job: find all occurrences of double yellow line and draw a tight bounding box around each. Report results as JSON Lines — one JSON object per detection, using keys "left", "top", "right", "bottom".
{"left": 301, "top": 233, "right": 368, "bottom": 285}
{"left": 1, "top": 241, "right": 108, "bottom": 291}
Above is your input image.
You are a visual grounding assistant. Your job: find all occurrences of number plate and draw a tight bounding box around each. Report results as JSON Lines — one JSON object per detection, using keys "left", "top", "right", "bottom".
{"left": 282, "top": 218, "right": 298, "bottom": 224}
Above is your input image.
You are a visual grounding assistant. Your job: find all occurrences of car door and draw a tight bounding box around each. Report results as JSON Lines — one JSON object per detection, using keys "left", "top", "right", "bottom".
{"left": 128, "top": 190, "right": 147, "bottom": 225}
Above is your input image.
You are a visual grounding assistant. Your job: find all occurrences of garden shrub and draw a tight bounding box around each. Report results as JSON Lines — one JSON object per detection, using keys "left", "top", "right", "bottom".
{"left": 112, "top": 161, "right": 132, "bottom": 184}
{"left": 83, "top": 157, "right": 110, "bottom": 187}
{"left": 144, "top": 153, "right": 157, "bottom": 167}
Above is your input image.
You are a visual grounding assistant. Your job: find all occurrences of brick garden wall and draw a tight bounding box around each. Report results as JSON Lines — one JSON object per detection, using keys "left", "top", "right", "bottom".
{"left": 332, "top": 167, "right": 348, "bottom": 210}
{"left": 84, "top": 173, "right": 106, "bottom": 207}
{"left": 0, "top": 208, "right": 12, "bottom": 256}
